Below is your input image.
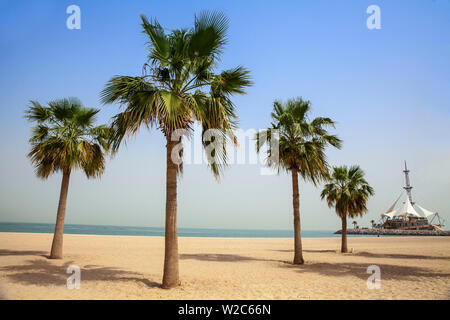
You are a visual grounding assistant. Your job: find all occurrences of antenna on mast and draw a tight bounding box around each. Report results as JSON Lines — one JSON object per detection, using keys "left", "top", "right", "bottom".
{"left": 403, "top": 161, "right": 414, "bottom": 205}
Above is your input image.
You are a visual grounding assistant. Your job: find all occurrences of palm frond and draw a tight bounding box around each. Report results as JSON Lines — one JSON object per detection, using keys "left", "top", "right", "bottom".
{"left": 25, "top": 98, "right": 108, "bottom": 179}
{"left": 101, "top": 12, "right": 251, "bottom": 179}
{"left": 24, "top": 100, "right": 51, "bottom": 123}
{"left": 321, "top": 165, "right": 374, "bottom": 219}
{"left": 257, "top": 98, "right": 341, "bottom": 184}
{"left": 189, "top": 10, "right": 228, "bottom": 61}
{"left": 140, "top": 15, "right": 170, "bottom": 65}
{"left": 210, "top": 66, "right": 252, "bottom": 96}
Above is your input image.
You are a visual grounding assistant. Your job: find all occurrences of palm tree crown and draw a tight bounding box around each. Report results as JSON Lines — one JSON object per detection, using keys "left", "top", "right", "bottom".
{"left": 100, "top": 11, "right": 252, "bottom": 176}
{"left": 321, "top": 165, "right": 375, "bottom": 219}
{"left": 100, "top": 11, "right": 251, "bottom": 288}
{"left": 256, "top": 97, "right": 341, "bottom": 264}
{"left": 25, "top": 97, "right": 110, "bottom": 178}
{"left": 257, "top": 97, "right": 342, "bottom": 184}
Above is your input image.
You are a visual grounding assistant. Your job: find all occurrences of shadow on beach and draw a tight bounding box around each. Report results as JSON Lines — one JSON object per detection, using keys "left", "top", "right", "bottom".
{"left": 2, "top": 250, "right": 448, "bottom": 290}
{"left": 180, "top": 253, "right": 284, "bottom": 263}
{"left": 0, "top": 249, "right": 47, "bottom": 257}
{"left": 180, "top": 251, "right": 450, "bottom": 282}
{"left": 270, "top": 249, "right": 450, "bottom": 261}
{"left": 283, "top": 261, "right": 450, "bottom": 281}
{"left": 0, "top": 251, "right": 160, "bottom": 288}
{"left": 353, "top": 251, "right": 450, "bottom": 261}
{"left": 271, "top": 249, "right": 337, "bottom": 253}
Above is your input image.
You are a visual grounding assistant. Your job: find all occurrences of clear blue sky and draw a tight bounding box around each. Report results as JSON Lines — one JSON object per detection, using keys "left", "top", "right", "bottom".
{"left": 1, "top": 0, "right": 449, "bottom": 230}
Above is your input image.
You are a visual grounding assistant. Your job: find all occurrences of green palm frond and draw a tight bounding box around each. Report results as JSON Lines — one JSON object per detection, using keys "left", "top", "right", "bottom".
{"left": 101, "top": 11, "right": 252, "bottom": 178}
{"left": 320, "top": 165, "right": 375, "bottom": 218}
{"left": 257, "top": 97, "right": 342, "bottom": 185}
{"left": 24, "top": 100, "right": 51, "bottom": 123}
{"left": 189, "top": 11, "right": 228, "bottom": 61}
{"left": 25, "top": 98, "right": 109, "bottom": 179}
{"left": 140, "top": 15, "right": 170, "bottom": 65}
{"left": 210, "top": 66, "right": 252, "bottom": 96}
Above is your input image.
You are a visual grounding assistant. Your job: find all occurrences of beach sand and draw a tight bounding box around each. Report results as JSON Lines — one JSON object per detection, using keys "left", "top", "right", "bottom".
{"left": 0, "top": 232, "right": 449, "bottom": 299}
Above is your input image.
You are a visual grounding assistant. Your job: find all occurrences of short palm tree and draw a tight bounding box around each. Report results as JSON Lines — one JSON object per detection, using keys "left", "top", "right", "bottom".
{"left": 370, "top": 219, "right": 375, "bottom": 228}
{"left": 256, "top": 98, "right": 341, "bottom": 264}
{"left": 352, "top": 221, "right": 358, "bottom": 229}
{"left": 100, "top": 12, "right": 251, "bottom": 288}
{"left": 25, "top": 97, "right": 110, "bottom": 259}
{"left": 320, "top": 165, "right": 374, "bottom": 253}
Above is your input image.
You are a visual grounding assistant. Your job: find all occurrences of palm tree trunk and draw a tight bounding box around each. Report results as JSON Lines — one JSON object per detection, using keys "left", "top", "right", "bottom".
{"left": 162, "top": 137, "right": 180, "bottom": 288}
{"left": 291, "top": 169, "right": 304, "bottom": 264}
{"left": 49, "top": 169, "right": 71, "bottom": 259}
{"left": 341, "top": 216, "right": 348, "bottom": 253}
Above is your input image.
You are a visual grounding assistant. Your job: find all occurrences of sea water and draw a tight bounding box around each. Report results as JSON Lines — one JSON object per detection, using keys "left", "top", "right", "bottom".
{"left": 0, "top": 222, "right": 376, "bottom": 238}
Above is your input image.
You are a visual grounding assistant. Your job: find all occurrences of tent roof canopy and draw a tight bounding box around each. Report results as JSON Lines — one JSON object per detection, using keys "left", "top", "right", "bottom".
{"left": 382, "top": 195, "right": 437, "bottom": 219}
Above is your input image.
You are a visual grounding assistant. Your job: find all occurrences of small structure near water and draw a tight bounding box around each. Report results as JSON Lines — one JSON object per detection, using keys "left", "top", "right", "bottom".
{"left": 335, "top": 228, "right": 450, "bottom": 236}
{"left": 336, "top": 162, "right": 447, "bottom": 236}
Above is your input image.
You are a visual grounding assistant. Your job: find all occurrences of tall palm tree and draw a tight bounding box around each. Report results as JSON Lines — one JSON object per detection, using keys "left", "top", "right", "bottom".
{"left": 256, "top": 98, "right": 341, "bottom": 264}
{"left": 100, "top": 12, "right": 251, "bottom": 288}
{"left": 25, "top": 97, "right": 110, "bottom": 259}
{"left": 320, "top": 165, "right": 374, "bottom": 253}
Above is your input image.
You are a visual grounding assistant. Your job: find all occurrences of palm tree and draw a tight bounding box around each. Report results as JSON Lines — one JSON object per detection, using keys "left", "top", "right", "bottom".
{"left": 352, "top": 221, "right": 358, "bottom": 229}
{"left": 320, "top": 165, "right": 374, "bottom": 253}
{"left": 25, "top": 97, "right": 109, "bottom": 259}
{"left": 370, "top": 219, "right": 375, "bottom": 228}
{"left": 100, "top": 12, "right": 251, "bottom": 288}
{"left": 256, "top": 98, "right": 341, "bottom": 264}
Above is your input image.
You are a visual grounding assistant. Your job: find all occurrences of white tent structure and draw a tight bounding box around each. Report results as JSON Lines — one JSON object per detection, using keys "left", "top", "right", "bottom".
{"left": 381, "top": 193, "right": 439, "bottom": 220}
{"left": 417, "top": 205, "right": 437, "bottom": 218}
{"left": 378, "top": 162, "right": 444, "bottom": 228}
{"left": 381, "top": 210, "right": 397, "bottom": 219}
{"left": 398, "top": 196, "right": 421, "bottom": 217}
{"left": 381, "top": 194, "right": 401, "bottom": 219}
{"left": 416, "top": 204, "right": 443, "bottom": 226}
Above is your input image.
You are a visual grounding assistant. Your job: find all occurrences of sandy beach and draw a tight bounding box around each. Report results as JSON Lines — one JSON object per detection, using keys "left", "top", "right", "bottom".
{"left": 0, "top": 232, "right": 449, "bottom": 300}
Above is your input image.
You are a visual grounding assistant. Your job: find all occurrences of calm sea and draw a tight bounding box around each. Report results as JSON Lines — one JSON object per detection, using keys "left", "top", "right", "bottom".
{"left": 0, "top": 222, "right": 373, "bottom": 238}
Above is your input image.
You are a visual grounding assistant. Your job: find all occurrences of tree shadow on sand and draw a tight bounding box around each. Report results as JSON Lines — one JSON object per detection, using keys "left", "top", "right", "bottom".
{"left": 180, "top": 253, "right": 283, "bottom": 263}
{"left": 283, "top": 261, "right": 450, "bottom": 281}
{"left": 271, "top": 248, "right": 450, "bottom": 260}
{"left": 354, "top": 251, "right": 450, "bottom": 261}
{"left": 0, "top": 249, "right": 47, "bottom": 257}
{"left": 271, "top": 249, "right": 337, "bottom": 253}
{"left": 0, "top": 256, "right": 159, "bottom": 288}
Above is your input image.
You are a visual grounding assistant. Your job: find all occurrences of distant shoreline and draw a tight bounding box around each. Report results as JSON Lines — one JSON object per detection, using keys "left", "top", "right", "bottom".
{"left": 3, "top": 222, "right": 447, "bottom": 238}
{"left": 2, "top": 231, "right": 437, "bottom": 239}
{"left": 0, "top": 231, "right": 348, "bottom": 240}
{"left": 0, "top": 222, "right": 372, "bottom": 239}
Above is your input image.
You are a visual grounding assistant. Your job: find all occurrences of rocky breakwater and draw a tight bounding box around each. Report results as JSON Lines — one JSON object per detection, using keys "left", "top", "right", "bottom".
{"left": 334, "top": 228, "right": 450, "bottom": 236}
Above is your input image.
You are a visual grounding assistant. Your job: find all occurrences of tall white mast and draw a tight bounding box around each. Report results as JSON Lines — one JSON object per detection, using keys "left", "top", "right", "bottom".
{"left": 403, "top": 161, "right": 414, "bottom": 205}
